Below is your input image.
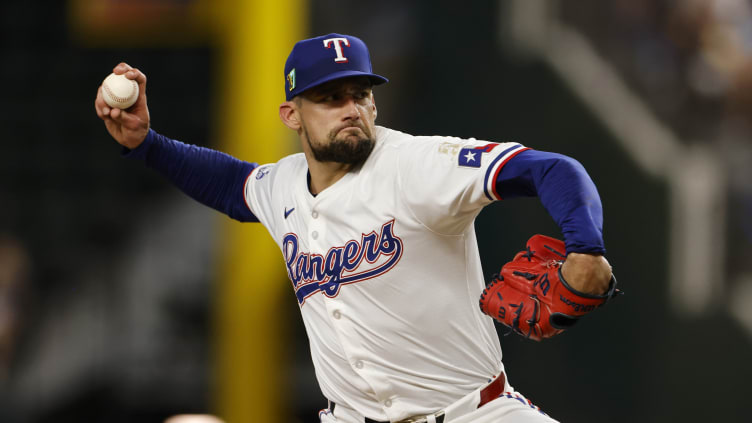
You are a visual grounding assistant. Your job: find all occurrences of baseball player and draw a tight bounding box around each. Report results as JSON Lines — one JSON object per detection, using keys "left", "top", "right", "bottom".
{"left": 94, "top": 33, "right": 616, "bottom": 423}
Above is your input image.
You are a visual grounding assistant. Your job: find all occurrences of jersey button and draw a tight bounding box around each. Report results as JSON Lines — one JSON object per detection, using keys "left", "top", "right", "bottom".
{"left": 312, "top": 211, "right": 319, "bottom": 219}
{"left": 312, "top": 231, "right": 319, "bottom": 239}
{"left": 384, "top": 400, "right": 392, "bottom": 408}
{"left": 332, "top": 310, "right": 341, "bottom": 319}
{"left": 354, "top": 360, "right": 364, "bottom": 369}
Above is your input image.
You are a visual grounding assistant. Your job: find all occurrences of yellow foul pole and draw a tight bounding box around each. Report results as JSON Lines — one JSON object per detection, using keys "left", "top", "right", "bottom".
{"left": 212, "top": 0, "right": 306, "bottom": 421}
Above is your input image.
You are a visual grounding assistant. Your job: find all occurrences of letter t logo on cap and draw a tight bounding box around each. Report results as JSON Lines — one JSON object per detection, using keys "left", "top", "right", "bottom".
{"left": 323, "top": 37, "right": 351, "bottom": 63}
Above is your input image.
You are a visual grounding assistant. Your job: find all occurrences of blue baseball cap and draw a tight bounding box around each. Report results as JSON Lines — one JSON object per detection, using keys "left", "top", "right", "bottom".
{"left": 284, "top": 33, "right": 388, "bottom": 101}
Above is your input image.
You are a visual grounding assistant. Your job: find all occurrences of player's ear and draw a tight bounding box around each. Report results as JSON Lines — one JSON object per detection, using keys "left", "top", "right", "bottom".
{"left": 279, "top": 101, "right": 301, "bottom": 130}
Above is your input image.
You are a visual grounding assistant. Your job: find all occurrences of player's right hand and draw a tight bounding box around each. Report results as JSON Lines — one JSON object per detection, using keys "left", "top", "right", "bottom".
{"left": 94, "top": 63, "right": 150, "bottom": 150}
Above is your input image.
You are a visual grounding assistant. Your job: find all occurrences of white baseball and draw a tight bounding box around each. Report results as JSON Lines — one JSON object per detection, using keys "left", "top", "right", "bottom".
{"left": 101, "top": 73, "right": 139, "bottom": 109}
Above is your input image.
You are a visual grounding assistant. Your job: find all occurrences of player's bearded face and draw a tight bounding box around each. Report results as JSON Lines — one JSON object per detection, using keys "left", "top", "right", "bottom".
{"left": 298, "top": 77, "right": 377, "bottom": 166}
{"left": 302, "top": 120, "right": 375, "bottom": 166}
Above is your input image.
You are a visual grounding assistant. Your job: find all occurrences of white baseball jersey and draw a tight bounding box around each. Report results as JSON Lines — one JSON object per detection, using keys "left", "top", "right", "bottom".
{"left": 244, "top": 125, "right": 528, "bottom": 422}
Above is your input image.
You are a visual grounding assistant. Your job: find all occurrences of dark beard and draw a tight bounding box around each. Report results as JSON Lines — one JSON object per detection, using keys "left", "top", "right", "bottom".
{"left": 305, "top": 126, "right": 375, "bottom": 166}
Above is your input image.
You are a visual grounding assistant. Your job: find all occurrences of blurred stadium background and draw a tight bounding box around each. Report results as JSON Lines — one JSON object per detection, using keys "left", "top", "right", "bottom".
{"left": 1, "top": 0, "right": 751, "bottom": 422}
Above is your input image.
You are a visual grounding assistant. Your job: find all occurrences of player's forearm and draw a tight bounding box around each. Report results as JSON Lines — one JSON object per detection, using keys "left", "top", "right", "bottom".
{"left": 497, "top": 150, "right": 605, "bottom": 254}
{"left": 123, "top": 129, "right": 258, "bottom": 222}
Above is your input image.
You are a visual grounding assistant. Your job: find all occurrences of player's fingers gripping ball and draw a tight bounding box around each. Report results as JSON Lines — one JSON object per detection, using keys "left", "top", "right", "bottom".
{"left": 479, "top": 235, "right": 620, "bottom": 341}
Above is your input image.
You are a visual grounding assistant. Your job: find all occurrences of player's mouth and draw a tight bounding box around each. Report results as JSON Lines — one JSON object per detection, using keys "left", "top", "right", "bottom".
{"left": 328, "top": 122, "right": 370, "bottom": 144}
{"left": 335, "top": 124, "right": 368, "bottom": 137}
{"left": 338, "top": 125, "right": 363, "bottom": 133}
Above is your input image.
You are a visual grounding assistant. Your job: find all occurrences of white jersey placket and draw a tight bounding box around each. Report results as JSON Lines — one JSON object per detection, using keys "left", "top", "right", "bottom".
{"left": 304, "top": 171, "right": 399, "bottom": 420}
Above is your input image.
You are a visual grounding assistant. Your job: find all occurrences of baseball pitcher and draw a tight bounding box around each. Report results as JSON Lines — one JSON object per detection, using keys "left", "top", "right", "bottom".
{"left": 94, "top": 33, "right": 618, "bottom": 423}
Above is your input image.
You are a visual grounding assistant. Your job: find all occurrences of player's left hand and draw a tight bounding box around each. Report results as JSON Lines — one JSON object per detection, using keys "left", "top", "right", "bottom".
{"left": 479, "top": 234, "right": 621, "bottom": 341}
{"left": 560, "top": 252, "right": 612, "bottom": 295}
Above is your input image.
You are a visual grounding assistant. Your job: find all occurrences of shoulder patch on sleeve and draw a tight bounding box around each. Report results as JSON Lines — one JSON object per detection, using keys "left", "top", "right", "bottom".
{"left": 438, "top": 141, "right": 462, "bottom": 156}
{"left": 244, "top": 162, "right": 278, "bottom": 224}
{"left": 458, "top": 143, "right": 499, "bottom": 168}
{"left": 254, "top": 164, "right": 273, "bottom": 180}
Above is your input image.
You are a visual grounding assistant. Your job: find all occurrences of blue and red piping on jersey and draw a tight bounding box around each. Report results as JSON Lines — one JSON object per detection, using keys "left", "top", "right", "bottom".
{"left": 483, "top": 144, "right": 531, "bottom": 201}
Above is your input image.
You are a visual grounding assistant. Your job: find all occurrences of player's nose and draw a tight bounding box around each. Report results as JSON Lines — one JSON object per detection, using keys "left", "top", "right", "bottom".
{"left": 341, "top": 97, "right": 361, "bottom": 120}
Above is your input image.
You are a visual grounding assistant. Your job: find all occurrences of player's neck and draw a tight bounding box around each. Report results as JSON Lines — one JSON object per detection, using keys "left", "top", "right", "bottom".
{"left": 305, "top": 155, "right": 353, "bottom": 195}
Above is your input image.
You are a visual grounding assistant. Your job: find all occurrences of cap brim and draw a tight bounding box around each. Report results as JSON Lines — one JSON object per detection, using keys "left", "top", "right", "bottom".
{"left": 292, "top": 70, "right": 388, "bottom": 99}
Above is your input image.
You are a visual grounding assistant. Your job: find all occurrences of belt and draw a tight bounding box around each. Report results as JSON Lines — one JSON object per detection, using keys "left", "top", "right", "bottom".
{"left": 477, "top": 371, "right": 506, "bottom": 409}
{"left": 365, "top": 412, "right": 444, "bottom": 423}
{"left": 332, "top": 372, "right": 506, "bottom": 423}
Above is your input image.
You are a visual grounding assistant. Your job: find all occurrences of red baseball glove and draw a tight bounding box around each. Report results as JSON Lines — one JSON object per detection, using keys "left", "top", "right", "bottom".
{"left": 479, "top": 234, "right": 619, "bottom": 341}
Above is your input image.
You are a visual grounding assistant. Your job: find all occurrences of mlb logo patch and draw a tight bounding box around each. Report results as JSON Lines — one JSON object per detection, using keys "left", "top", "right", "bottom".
{"left": 458, "top": 147, "right": 482, "bottom": 168}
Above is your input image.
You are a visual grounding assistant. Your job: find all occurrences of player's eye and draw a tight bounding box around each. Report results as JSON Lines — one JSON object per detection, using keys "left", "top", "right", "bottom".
{"left": 323, "top": 93, "right": 340, "bottom": 102}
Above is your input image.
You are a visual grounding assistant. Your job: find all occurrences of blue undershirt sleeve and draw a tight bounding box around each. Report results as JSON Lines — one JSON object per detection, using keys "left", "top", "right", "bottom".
{"left": 496, "top": 149, "right": 605, "bottom": 254}
{"left": 122, "top": 129, "right": 259, "bottom": 222}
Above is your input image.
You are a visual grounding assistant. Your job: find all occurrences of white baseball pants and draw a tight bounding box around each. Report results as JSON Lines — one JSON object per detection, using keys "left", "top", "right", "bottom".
{"left": 319, "top": 389, "right": 558, "bottom": 423}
